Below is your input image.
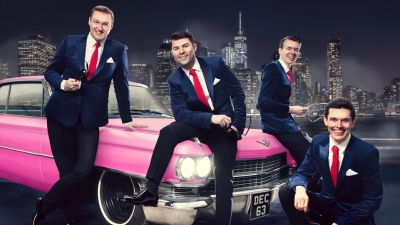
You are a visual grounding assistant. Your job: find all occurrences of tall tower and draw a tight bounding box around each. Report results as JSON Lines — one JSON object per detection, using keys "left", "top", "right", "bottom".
{"left": 234, "top": 12, "right": 247, "bottom": 68}
{"left": 327, "top": 38, "right": 342, "bottom": 99}
{"left": 221, "top": 42, "right": 235, "bottom": 68}
{"left": 153, "top": 39, "right": 176, "bottom": 112}
{"left": 18, "top": 34, "right": 56, "bottom": 76}
{"left": 0, "top": 59, "right": 9, "bottom": 80}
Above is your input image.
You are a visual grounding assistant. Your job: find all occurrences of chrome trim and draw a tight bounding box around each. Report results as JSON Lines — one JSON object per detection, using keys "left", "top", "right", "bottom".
{"left": 0, "top": 146, "right": 53, "bottom": 158}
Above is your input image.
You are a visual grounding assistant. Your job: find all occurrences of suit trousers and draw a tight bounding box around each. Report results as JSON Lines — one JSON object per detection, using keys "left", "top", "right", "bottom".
{"left": 41, "top": 115, "right": 99, "bottom": 218}
{"left": 146, "top": 122, "right": 238, "bottom": 225}
{"left": 273, "top": 131, "right": 310, "bottom": 166}
{"left": 279, "top": 184, "right": 370, "bottom": 225}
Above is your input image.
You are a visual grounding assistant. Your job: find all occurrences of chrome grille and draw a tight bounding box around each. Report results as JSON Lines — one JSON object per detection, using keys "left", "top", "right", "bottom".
{"left": 233, "top": 153, "right": 286, "bottom": 174}
{"left": 207, "top": 153, "right": 287, "bottom": 190}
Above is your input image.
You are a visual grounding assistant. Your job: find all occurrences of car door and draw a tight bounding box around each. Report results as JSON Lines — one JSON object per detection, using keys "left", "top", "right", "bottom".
{"left": 0, "top": 81, "right": 48, "bottom": 192}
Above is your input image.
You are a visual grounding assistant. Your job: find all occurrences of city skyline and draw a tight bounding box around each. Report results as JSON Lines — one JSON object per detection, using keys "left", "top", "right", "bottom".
{"left": 0, "top": 0, "right": 399, "bottom": 95}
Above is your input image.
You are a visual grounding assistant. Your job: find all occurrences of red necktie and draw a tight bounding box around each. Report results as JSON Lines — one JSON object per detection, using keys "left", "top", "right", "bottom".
{"left": 189, "top": 69, "right": 211, "bottom": 109}
{"left": 287, "top": 71, "right": 293, "bottom": 83}
{"left": 287, "top": 71, "right": 293, "bottom": 100}
{"left": 330, "top": 145, "right": 339, "bottom": 187}
{"left": 87, "top": 42, "right": 100, "bottom": 81}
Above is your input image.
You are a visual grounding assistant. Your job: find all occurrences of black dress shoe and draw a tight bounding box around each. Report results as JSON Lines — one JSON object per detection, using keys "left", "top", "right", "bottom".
{"left": 123, "top": 188, "right": 158, "bottom": 207}
{"left": 30, "top": 198, "right": 47, "bottom": 225}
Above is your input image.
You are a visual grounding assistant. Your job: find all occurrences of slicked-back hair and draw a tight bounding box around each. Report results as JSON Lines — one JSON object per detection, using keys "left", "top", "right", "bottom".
{"left": 90, "top": 5, "right": 114, "bottom": 23}
{"left": 279, "top": 36, "right": 301, "bottom": 49}
{"left": 324, "top": 97, "right": 356, "bottom": 121}
{"left": 171, "top": 31, "right": 195, "bottom": 45}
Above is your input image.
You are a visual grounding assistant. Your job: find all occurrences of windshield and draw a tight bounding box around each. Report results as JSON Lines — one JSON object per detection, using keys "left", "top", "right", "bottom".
{"left": 108, "top": 84, "right": 170, "bottom": 116}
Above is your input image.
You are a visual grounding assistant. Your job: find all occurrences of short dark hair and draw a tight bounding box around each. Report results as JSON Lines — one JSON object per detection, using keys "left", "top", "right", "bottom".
{"left": 90, "top": 5, "right": 114, "bottom": 23}
{"left": 279, "top": 36, "right": 301, "bottom": 49}
{"left": 171, "top": 31, "right": 195, "bottom": 45}
{"left": 324, "top": 97, "right": 356, "bottom": 121}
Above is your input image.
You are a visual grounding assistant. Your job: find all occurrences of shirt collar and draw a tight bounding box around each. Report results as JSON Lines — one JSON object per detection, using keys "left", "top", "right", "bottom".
{"left": 329, "top": 134, "right": 351, "bottom": 153}
{"left": 278, "top": 59, "right": 290, "bottom": 73}
{"left": 87, "top": 33, "right": 106, "bottom": 48}
{"left": 182, "top": 57, "right": 201, "bottom": 76}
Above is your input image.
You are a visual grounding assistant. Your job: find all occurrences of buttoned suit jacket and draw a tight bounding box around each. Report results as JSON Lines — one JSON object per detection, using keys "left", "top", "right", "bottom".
{"left": 44, "top": 34, "right": 131, "bottom": 129}
{"left": 167, "top": 56, "right": 246, "bottom": 135}
{"left": 290, "top": 134, "right": 383, "bottom": 225}
{"left": 256, "top": 60, "right": 299, "bottom": 134}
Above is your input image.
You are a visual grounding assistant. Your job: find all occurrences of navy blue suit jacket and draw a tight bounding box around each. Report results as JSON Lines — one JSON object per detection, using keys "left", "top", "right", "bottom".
{"left": 167, "top": 56, "right": 246, "bottom": 135}
{"left": 257, "top": 60, "right": 299, "bottom": 134}
{"left": 44, "top": 35, "right": 132, "bottom": 129}
{"left": 290, "top": 134, "right": 383, "bottom": 225}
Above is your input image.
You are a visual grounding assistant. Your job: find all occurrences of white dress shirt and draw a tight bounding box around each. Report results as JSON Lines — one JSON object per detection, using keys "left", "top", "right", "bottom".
{"left": 328, "top": 134, "right": 351, "bottom": 171}
{"left": 181, "top": 58, "right": 214, "bottom": 111}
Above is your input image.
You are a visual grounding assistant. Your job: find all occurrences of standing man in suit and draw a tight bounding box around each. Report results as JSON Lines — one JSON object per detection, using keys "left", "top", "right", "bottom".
{"left": 124, "top": 31, "right": 246, "bottom": 225}
{"left": 30, "top": 5, "right": 147, "bottom": 225}
{"left": 257, "top": 36, "right": 310, "bottom": 166}
{"left": 279, "top": 97, "right": 383, "bottom": 225}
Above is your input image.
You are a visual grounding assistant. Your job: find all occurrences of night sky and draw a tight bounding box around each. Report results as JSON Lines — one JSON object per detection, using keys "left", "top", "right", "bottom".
{"left": 1, "top": 0, "right": 399, "bottom": 94}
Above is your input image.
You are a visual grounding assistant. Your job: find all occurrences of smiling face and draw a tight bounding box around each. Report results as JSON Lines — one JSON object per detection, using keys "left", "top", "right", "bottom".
{"left": 88, "top": 10, "right": 113, "bottom": 42}
{"left": 171, "top": 38, "right": 197, "bottom": 70}
{"left": 278, "top": 39, "right": 301, "bottom": 68}
{"left": 324, "top": 108, "right": 356, "bottom": 145}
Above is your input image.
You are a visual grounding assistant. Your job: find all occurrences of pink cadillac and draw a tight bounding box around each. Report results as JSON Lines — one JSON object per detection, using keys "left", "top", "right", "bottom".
{"left": 0, "top": 76, "right": 296, "bottom": 225}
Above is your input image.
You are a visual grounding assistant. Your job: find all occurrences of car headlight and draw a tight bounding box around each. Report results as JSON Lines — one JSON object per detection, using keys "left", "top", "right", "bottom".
{"left": 176, "top": 157, "right": 196, "bottom": 180}
{"left": 196, "top": 156, "right": 211, "bottom": 178}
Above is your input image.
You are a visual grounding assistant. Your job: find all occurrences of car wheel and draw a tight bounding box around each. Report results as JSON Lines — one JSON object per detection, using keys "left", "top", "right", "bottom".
{"left": 94, "top": 171, "right": 147, "bottom": 225}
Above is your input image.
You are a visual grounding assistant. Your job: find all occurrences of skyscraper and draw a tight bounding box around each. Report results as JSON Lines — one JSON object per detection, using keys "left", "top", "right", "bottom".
{"left": 327, "top": 38, "right": 342, "bottom": 100}
{"left": 234, "top": 12, "right": 247, "bottom": 68}
{"left": 195, "top": 41, "right": 208, "bottom": 57}
{"left": 128, "top": 64, "right": 153, "bottom": 89}
{"left": 154, "top": 39, "right": 176, "bottom": 112}
{"left": 18, "top": 34, "right": 56, "bottom": 76}
{"left": 0, "top": 59, "right": 9, "bottom": 80}
{"left": 221, "top": 42, "right": 235, "bottom": 68}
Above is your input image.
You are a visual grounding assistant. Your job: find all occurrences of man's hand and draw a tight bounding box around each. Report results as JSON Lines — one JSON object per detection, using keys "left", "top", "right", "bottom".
{"left": 211, "top": 115, "right": 231, "bottom": 128}
{"left": 124, "top": 122, "right": 149, "bottom": 131}
{"left": 64, "top": 78, "right": 81, "bottom": 91}
{"left": 227, "top": 125, "right": 240, "bottom": 139}
{"left": 289, "top": 106, "right": 308, "bottom": 115}
{"left": 294, "top": 186, "right": 309, "bottom": 213}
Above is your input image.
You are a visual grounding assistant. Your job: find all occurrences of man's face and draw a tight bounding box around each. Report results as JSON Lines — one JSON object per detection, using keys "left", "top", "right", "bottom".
{"left": 278, "top": 39, "right": 301, "bottom": 68}
{"left": 323, "top": 108, "right": 356, "bottom": 145}
{"left": 88, "top": 10, "right": 113, "bottom": 42}
{"left": 171, "top": 38, "right": 197, "bottom": 70}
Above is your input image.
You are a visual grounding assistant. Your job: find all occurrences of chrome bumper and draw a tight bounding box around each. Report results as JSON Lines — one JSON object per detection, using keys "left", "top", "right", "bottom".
{"left": 142, "top": 178, "right": 289, "bottom": 225}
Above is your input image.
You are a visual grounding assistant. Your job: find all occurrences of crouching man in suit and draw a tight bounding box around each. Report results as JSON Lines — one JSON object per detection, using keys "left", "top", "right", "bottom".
{"left": 124, "top": 31, "right": 246, "bottom": 225}
{"left": 279, "top": 97, "right": 383, "bottom": 225}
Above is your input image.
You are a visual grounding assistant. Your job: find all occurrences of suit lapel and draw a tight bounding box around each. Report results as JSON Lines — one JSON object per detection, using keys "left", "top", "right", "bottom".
{"left": 89, "top": 38, "right": 113, "bottom": 81}
{"left": 337, "top": 135, "right": 356, "bottom": 187}
{"left": 319, "top": 141, "right": 334, "bottom": 188}
{"left": 198, "top": 58, "right": 214, "bottom": 103}
{"left": 76, "top": 36, "right": 87, "bottom": 70}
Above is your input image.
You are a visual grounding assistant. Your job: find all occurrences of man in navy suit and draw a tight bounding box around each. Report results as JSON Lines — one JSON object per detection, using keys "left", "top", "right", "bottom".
{"left": 279, "top": 98, "right": 383, "bottom": 225}
{"left": 125, "top": 31, "right": 246, "bottom": 225}
{"left": 257, "top": 36, "right": 310, "bottom": 166}
{"left": 30, "top": 5, "right": 147, "bottom": 225}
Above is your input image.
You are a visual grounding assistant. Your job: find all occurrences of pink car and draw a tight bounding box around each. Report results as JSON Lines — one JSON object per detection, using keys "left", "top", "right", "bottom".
{"left": 0, "top": 76, "right": 296, "bottom": 225}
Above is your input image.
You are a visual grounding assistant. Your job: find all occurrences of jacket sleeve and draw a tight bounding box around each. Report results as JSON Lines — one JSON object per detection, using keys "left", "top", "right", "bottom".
{"left": 218, "top": 58, "right": 246, "bottom": 134}
{"left": 168, "top": 78, "right": 213, "bottom": 129}
{"left": 257, "top": 63, "right": 290, "bottom": 114}
{"left": 334, "top": 148, "right": 383, "bottom": 225}
{"left": 112, "top": 46, "right": 132, "bottom": 124}
{"left": 44, "top": 37, "right": 68, "bottom": 90}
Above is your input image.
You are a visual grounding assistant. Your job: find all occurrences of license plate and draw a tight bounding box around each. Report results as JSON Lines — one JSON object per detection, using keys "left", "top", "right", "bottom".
{"left": 249, "top": 191, "right": 272, "bottom": 220}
